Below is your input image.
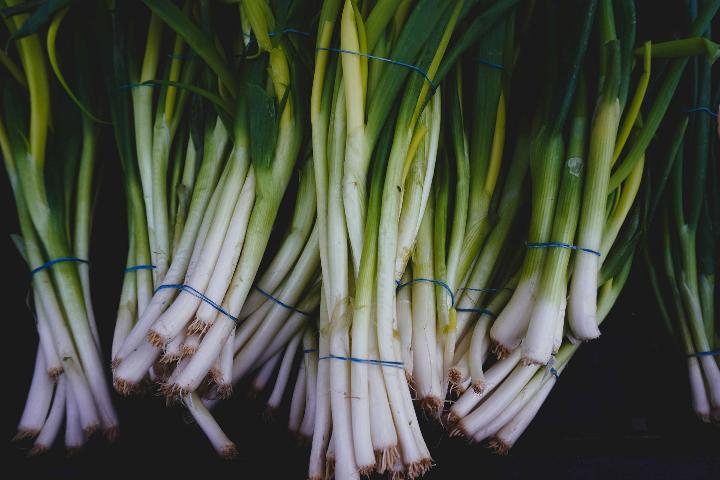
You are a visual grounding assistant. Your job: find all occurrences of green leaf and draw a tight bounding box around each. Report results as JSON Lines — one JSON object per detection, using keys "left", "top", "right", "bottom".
{"left": 143, "top": 0, "right": 238, "bottom": 98}
{"left": 7, "top": 0, "right": 72, "bottom": 44}
{"left": 246, "top": 83, "right": 277, "bottom": 171}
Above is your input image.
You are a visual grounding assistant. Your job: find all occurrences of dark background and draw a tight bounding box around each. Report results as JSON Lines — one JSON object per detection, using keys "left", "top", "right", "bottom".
{"left": 3, "top": 0, "right": 720, "bottom": 478}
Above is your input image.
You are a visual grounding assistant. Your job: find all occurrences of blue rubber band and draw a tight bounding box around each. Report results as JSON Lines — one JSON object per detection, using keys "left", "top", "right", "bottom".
{"left": 269, "top": 28, "right": 312, "bottom": 38}
{"left": 124, "top": 264, "right": 157, "bottom": 273}
{"left": 319, "top": 353, "right": 404, "bottom": 369}
{"left": 317, "top": 47, "right": 437, "bottom": 91}
{"left": 688, "top": 350, "right": 720, "bottom": 358}
{"left": 254, "top": 286, "right": 311, "bottom": 316}
{"left": 477, "top": 58, "right": 504, "bottom": 70}
{"left": 303, "top": 348, "right": 318, "bottom": 354}
{"left": 31, "top": 257, "right": 89, "bottom": 276}
{"left": 244, "top": 28, "right": 312, "bottom": 39}
{"left": 167, "top": 53, "right": 197, "bottom": 61}
{"left": 684, "top": 106, "right": 718, "bottom": 118}
{"left": 117, "top": 81, "right": 162, "bottom": 91}
{"left": 455, "top": 307, "right": 496, "bottom": 317}
{"left": 548, "top": 366, "right": 560, "bottom": 379}
{"left": 155, "top": 284, "right": 238, "bottom": 323}
{"left": 526, "top": 241, "right": 601, "bottom": 257}
{"left": 458, "top": 286, "right": 511, "bottom": 294}
{"left": 396, "top": 278, "right": 454, "bottom": 306}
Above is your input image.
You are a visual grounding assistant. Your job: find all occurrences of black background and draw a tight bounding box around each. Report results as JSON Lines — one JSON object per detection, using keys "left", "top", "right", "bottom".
{"left": 3, "top": 0, "right": 720, "bottom": 478}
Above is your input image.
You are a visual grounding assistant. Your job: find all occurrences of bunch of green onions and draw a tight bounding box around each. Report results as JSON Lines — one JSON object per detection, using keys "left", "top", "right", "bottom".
{"left": 2, "top": 1, "right": 117, "bottom": 453}
{"left": 644, "top": 3, "right": 720, "bottom": 423}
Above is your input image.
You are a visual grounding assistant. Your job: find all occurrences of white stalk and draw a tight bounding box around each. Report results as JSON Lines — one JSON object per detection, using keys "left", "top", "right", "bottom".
{"left": 457, "top": 363, "right": 539, "bottom": 438}
{"left": 300, "top": 328, "right": 318, "bottom": 441}
{"left": 309, "top": 291, "right": 332, "bottom": 480}
{"left": 252, "top": 294, "right": 317, "bottom": 367}
{"left": 195, "top": 169, "right": 257, "bottom": 327}
{"left": 240, "top": 162, "right": 315, "bottom": 318}
{"left": 492, "top": 368, "right": 559, "bottom": 452}
{"left": 233, "top": 299, "right": 273, "bottom": 352}
{"left": 472, "top": 366, "right": 547, "bottom": 442}
{"left": 150, "top": 150, "right": 251, "bottom": 344}
{"left": 489, "top": 273, "right": 539, "bottom": 354}
{"left": 113, "top": 263, "right": 137, "bottom": 360}
{"left": 367, "top": 309, "right": 398, "bottom": 466}
{"left": 34, "top": 295, "right": 62, "bottom": 376}
{"left": 32, "top": 272, "right": 99, "bottom": 431}
{"left": 450, "top": 349, "right": 521, "bottom": 420}
{"left": 411, "top": 202, "right": 442, "bottom": 409}
{"left": 183, "top": 393, "right": 237, "bottom": 458}
{"left": 688, "top": 357, "right": 711, "bottom": 422}
{"left": 289, "top": 356, "right": 307, "bottom": 434}
{"left": 30, "top": 375, "right": 66, "bottom": 455}
{"left": 568, "top": 98, "right": 621, "bottom": 340}
{"left": 65, "top": 383, "right": 84, "bottom": 452}
{"left": 226, "top": 229, "right": 319, "bottom": 384}
{"left": 396, "top": 269, "right": 413, "bottom": 374}
{"left": 17, "top": 349, "right": 53, "bottom": 438}
{"left": 252, "top": 349, "right": 282, "bottom": 392}
{"left": 268, "top": 331, "right": 303, "bottom": 410}
{"left": 115, "top": 120, "right": 229, "bottom": 362}
{"left": 213, "top": 327, "right": 235, "bottom": 398}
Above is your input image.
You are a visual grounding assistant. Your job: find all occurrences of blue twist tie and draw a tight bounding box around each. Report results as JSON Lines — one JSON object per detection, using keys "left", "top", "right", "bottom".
{"left": 317, "top": 47, "right": 437, "bottom": 91}
{"left": 31, "top": 257, "right": 89, "bottom": 276}
{"left": 254, "top": 286, "right": 311, "bottom": 316}
{"left": 396, "top": 278, "right": 454, "bottom": 306}
{"left": 684, "top": 106, "right": 718, "bottom": 118}
{"left": 124, "top": 264, "right": 157, "bottom": 273}
{"left": 526, "top": 241, "right": 601, "bottom": 257}
{"left": 319, "top": 353, "right": 404, "bottom": 369}
{"left": 455, "top": 307, "right": 496, "bottom": 317}
{"left": 688, "top": 350, "right": 720, "bottom": 358}
{"left": 155, "top": 284, "right": 238, "bottom": 323}
{"left": 477, "top": 58, "right": 504, "bottom": 70}
{"left": 303, "top": 348, "right": 319, "bottom": 354}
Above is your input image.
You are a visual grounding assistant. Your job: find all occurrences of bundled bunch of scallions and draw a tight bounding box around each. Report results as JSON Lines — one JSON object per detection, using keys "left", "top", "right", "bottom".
{"left": 105, "top": 0, "right": 320, "bottom": 456}
{"left": 2, "top": 1, "right": 117, "bottom": 453}
{"left": 5, "top": 0, "right": 719, "bottom": 475}
{"left": 643, "top": 4, "right": 720, "bottom": 424}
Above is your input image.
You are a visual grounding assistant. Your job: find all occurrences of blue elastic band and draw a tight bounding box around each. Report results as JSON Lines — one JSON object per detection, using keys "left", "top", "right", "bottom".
{"left": 269, "top": 28, "right": 312, "bottom": 38}
{"left": 303, "top": 348, "right": 318, "bottom": 354}
{"left": 396, "top": 278, "right": 454, "bottom": 306}
{"left": 31, "top": 257, "right": 89, "bottom": 276}
{"left": 526, "top": 241, "right": 601, "bottom": 257}
{"left": 688, "top": 350, "right": 720, "bottom": 358}
{"left": 477, "top": 58, "right": 504, "bottom": 70}
{"left": 548, "top": 366, "right": 560, "bottom": 379}
{"left": 254, "top": 286, "right": 311, "bottom": 316}
{"left": 167, "top": 53, "right": 196, "bottom": 61}
{"left": 685, "top": 107, "right": 718, "bottom": 118}
{"left": 319, "top": 353, "right": 404, "bottom": 369}
{"left": 459, "top": 286, "right": 511, "bottom": 294}
{"left": 124, "top": 264, "right": 157, "bottom": 273}
{"left": 154, "top": 284, "right": 238, "bottom": 323}
{"left": 244, "top": 28, "right": 312, "bottom": 39}
{"left": 117, "top": 82, "right": 162, "bottom": 91}
{"left": 455, "top": 307, "right": 496, "bottom": 317}
{"left": 317, "top": 47, "right": 437, "bottom": 91}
